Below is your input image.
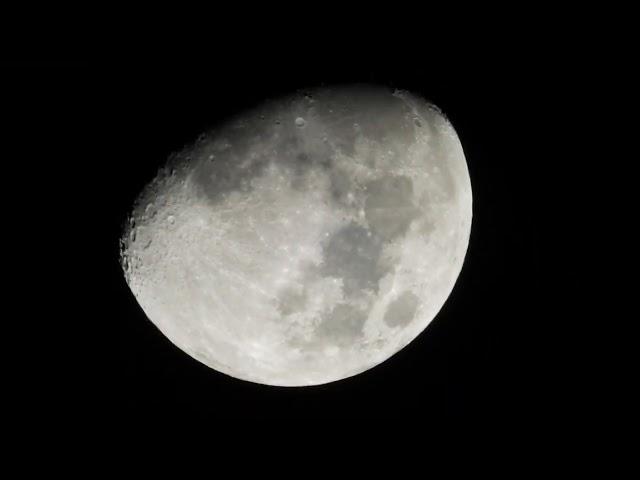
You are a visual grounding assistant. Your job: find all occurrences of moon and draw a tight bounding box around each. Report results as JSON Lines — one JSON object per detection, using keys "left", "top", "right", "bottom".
{"left": 121, "top": 85, "right": 472, "bottom": 386}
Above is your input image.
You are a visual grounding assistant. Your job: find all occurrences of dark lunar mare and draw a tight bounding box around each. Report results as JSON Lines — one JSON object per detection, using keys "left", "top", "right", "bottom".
{"left": 186, "top": 85, "right": 428, "bottom": 210}
{"left": 166, "top": 86, "right": 438, "bottom": 350}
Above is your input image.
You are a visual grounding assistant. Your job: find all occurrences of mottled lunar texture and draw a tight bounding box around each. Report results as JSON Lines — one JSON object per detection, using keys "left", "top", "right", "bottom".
{"left": 121, "top": 85, "right": 472, "bottom": 386}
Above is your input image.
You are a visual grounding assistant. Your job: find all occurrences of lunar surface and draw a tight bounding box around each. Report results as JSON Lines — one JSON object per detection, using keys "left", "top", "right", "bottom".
{"left": 121, "top": 85, "right": 472, "bottom": 386}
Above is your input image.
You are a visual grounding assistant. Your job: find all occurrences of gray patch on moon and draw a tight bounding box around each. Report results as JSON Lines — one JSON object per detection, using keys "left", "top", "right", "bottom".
{"left": 191, "top": 144, "right": 271, "bottom": 205}
{"left": 315, "top": 303, "right": 368, "bottom": 346}
{"left": 329, "top": 166, "right": 359, "bottom": 205}
{"left": 277, "top": 286, "right": 308, "bottom": 316}
{"left": 364, "top": 175, "right": 419, "bottom": 241}
{"left": 310, "top": 85, "right": 415, "bottom": 159}
{"left": 181, "top": 86, "right": 431, "bottom": 214}
{"left": 190, "top": 109, "right": 341, "bottom": 206}
{"left": 318, "top": 222, "right": 388, "bottom": 296}
{"left": 383, "top": 291, "right": 420, "bottom": 328}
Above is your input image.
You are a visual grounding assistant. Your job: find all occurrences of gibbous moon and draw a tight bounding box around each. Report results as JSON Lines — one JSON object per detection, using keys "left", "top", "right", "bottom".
{"left": 121, "top": 85, "right": 472, "bottom": 386}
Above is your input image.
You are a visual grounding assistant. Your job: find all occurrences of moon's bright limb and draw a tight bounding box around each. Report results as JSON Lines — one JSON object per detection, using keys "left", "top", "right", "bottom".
{"left": 121, "top": 85, "right": 472, "bottom": 386}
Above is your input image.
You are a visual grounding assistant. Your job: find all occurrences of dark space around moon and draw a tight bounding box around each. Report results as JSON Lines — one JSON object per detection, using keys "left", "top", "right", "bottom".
{"left": 5, "top": 52, "right": 550, "bottom": 425}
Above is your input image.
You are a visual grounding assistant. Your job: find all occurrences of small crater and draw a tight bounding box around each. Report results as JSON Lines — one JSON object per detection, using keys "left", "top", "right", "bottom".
{"left": 145, "top": 203, "right": 156, "bottom": 219}
{"left": 295, "top": 117, "right": 306, "bottom": 128}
